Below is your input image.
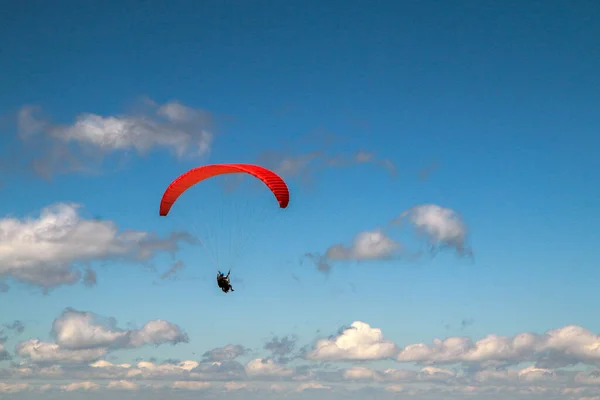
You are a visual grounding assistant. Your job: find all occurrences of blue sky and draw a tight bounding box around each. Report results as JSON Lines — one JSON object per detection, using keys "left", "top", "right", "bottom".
{"left": 1, "top": 0, "right": 599, "bottom": 398}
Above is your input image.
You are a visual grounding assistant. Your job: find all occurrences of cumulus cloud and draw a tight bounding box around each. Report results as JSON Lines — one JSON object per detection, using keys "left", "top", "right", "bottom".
{"left": 107, "top": 380, "right": 139, "bottom": 391}
{"left": 325, "top": 230, "right": 401, "bottom": 261}
{"left": 295, "top": 381, "right": 331, "bottom": 392}
{"left": 245, "top": 358, "right": 295, "bottom": 378}
{"left": 84, "top": 358, "right": 246, "bottom": 382}
{"left": 397, "top": 204, "right": 471, "bottom": 255}
{"left": 14, "top": 100, "right": 214, "bottom": 178}
{"left": 419, "top": 365, "right": 457, "bottom": 382}
{"left": 306, "top": 203, "right": 471, "bottom": 272}
{"left": 304, "top": 230, "right": 401, "bottom": 273}
{"left": 15, "top": 340, "right": 107, "bottom": 364}
{"left": 517, "top": 366, "right": 556, "bottom": 382}
{"left": 397, "top": 324, "right": 600, "bottom": 368}
{"left": 128, "top": 320, "right": 189, "bottom": 348}
{"left": 94, "top": 359, "right": 197, "bottom": 379}
{"left": 16, "top": 308, "right": 188, "bottom": 365}
{"left": 224, "top": 381, "right": 247, "bottom": 391}
{"left": 171, "top": 381, "right": 211, "bottom": 390}
{"left": 306, "top": 321, "right": 398, "bottom": 361}
{"left": 0, "top": 382, "right": 29, "bottom": 393}
{"left": 343, "top": 366, "right": 417, "bottom": 382}
{"left": 59, "top": 381, "right": 100, "bottom": 391}
{"left": 0, "top": 203, "right": 194, "bottom": 291}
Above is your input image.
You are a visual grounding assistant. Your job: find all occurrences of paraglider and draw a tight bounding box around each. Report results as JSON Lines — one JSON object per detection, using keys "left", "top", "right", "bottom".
{"left": 159, "top": 163, "right": 290, "bottom": 293}
{"left": 216, "top": 270, "right": 234, "bottom": 293}
{"left": 159, "top": 163, "right": 289, "bottom": 216}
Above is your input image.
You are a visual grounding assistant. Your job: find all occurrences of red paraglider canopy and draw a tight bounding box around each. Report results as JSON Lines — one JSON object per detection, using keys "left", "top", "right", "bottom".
{"left": 159, "top": 163, "right": 289, "bottom": 216}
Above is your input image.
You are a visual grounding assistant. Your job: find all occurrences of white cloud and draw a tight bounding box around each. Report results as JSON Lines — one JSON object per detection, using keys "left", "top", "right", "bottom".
{"left": 343, "top": 366, "right": 378, "bottom": 380}
{"left": 16, "top": 308, "right": 188, "bottom": 365}
{"left": 106, "top": 380, "right": 139, "bottom": 391}
{"left": 474, "top": 368, "right": 519, "bottom": 382}
{"left": 60, "top": 381, "right": 100, "bottom": 391}
{"left": 307, "top": 203, "right": 471, "bottom": 272}
{"left": 419, "top": 366, "right": 456, "bottom": 381}
{"left": 398, "top": 204, "right": 470, "bottom": 255}
{"left": 295, "top": 381, "right": 331, "bottom": 392}
{"left": 0, "top": 203, "right": 193, "bottom": 290}
{"left": 269, "top": 383, "right": 288, "bottom": 392}
{"left": 305, "top": 230, "right": 402, "bottom": 273}
{"left": 385, "top": 384, "right": 405, "bottom": 392}
{"left": 245, "top": 358, "right": 295, "bottom": 377}
{"left": 518, "top": 366, "right": 556, "bottom": 381}
{"left": 128, "top": 320, "right": 189, "bottom": 347}
{"left": 343, "top": 366, "right": 416, "bottom": 382}
{"left": 306, "top": 321, "right": 398, "bottom": 361}
{"left": 6, "top": 321, "right": 600, "bottom": 399}
{"left": 16, "top": 100, "right": 214, "bottom": 177}
{"left": 84, "top": 358, "right": 246, "bottom": 382}
{"left": 326, "top": 230, "right": 401, "bottom": 261}
{"left": 90, "top": 360, "right": 132, "bottom": 369}
{"left": 171, "top": 381, "right": 211, "bottom": 390}
{"left": 92, "top": 359, "right": 198, "bottom": 380}
{"left": 52, "top": 309, "right": 128, "bottom": 350}
{"left": 16, "top": 340, "right": 107, "bottom": 364}
{"left": 53, "top": 308, "right": 188, "bottom": 350}
{"left": 397, "top": 324, "right": 600, "bottom": 368}
{"left": 0, "top": 382, "right": 29, "bottom": 393}
{"left": 224, "top": 381, "right": 247, "bottom": 391}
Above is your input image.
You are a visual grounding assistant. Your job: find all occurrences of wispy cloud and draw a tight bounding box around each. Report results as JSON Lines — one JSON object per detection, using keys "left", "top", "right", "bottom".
{"left": 7, "top": 99, "right": 214, "bottom": 179}
{"left": 160, "top": 261, "right": 185, "bottom": 280}
{"left": 256, "top": 149, "right": 396, "bottom": 183}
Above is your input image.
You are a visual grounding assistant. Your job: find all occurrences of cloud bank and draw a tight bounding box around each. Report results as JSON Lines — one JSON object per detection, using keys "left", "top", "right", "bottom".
{"left": 2, "top": 314, "right": 600, "bottom": 399}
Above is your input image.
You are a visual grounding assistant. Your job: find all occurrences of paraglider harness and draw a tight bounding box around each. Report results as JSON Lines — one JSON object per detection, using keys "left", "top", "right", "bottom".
{"left": 217, "top": 270, "right": 234, "bottom": 293}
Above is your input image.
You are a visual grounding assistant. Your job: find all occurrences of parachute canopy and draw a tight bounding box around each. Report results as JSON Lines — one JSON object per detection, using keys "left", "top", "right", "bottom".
{"left": 159, "top": 163, "right": 290, "bottom": 216}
